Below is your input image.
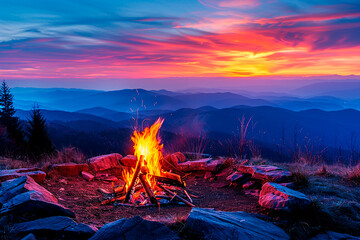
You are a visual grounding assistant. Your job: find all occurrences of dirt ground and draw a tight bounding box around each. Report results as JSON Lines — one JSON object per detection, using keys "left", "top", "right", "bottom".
{"left": 43, "top": 173, "right": 261, "bottom": 229}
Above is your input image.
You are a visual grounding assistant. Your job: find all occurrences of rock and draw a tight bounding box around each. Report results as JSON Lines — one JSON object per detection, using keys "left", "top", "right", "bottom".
{"left": 89, "top": 215, "right": 180, "bottom": 240}
{"left": 183, "top": 152, "right": 212, "bottom": 160}
{"left": 120, "top": 155, "right": 137, "bottom": 168}
{"left": 177, "top": 158, "right": 223, "bottom": 172}
{"left": 1, "top": 190, "right": 75, "bottom": 220}
{"left": 173, "top": 152, "right": 186, "bottom": 163}
{"left": 242, "top": 180, "right": 256, "bottom": 189}
{"left": 21, "top": 233, "right": 36, "bottom": 240}
{"left": 237, "top": 165, "right": 292, "bottom": 183}
{"left": 10, "top": 216, "right": 95, "bottom": 240}
{"left": 0, "top": 168, "right": 46, "bottom": 183}
{"left": 279, "top": 182, "right": 296, "bottom": 189}
{"left": 48, "top": 163, "right": 89, "bottom": 176}
{"left": 88, "top": 153, "right": 123, "bottom": 172}
{"left": 204, "top": 171, "right": 214, "bottom": 180}
{"left": 185, "top": 208, "right": 289, "bottom": 240}
{"left": 259, "top": 182, "right": 310, "bottom": 212}
{"left": 82, "top": 171, "right": 94, "bottom": 181}
{"left": 226, "top": 172, "right": 251, "bottom": 183}
{"left": 59, "top": 179, "right": 68, "bottom": 184}
{"left": 310, "top": 231, "right": 360, "bottom": 240}
{"left": 0, "top": 176, "right": 57, "bottom": 206}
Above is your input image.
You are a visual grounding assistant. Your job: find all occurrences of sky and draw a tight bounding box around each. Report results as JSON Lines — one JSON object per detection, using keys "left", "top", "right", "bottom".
{"left": 1, "top": 0, "right": 360, "bottom": 90}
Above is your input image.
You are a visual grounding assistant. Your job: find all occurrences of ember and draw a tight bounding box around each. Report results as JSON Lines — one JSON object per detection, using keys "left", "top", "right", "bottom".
{"left": 101, "top": 118, "right": 194, "bottom": 207}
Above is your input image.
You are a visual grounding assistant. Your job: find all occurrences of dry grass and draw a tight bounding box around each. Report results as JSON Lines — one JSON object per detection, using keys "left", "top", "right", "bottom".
{"left": 345, "top": 164, "right": 360, "bottom": 185}
{"left": 0, "top": 147, "right": 86, "bottom": 170}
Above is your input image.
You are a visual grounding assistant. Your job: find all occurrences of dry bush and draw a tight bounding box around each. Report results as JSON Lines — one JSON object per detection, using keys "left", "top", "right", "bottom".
{"left": 0, "top": 156, "right": 33, "bottom": 170}
{"left": 345, "top": 164, "right": 360, "bottom": 185}
{"left": 291, "top": 168, "right": 309, "bottom": 187}
{"left": 40, "top": 147, "right": 87, "bottom": 169}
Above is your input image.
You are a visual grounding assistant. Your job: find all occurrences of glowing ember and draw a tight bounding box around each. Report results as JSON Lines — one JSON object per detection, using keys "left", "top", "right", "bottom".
{"left": 123, "top": 118, "right": 164, "bottom": 191}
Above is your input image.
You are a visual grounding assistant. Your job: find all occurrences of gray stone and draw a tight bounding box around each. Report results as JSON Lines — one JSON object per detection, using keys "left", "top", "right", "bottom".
{"left": 185, "top": 208, "right": 289, "bottom": 240}
{"left": 237, "top": 165, "right": 292, "bottom": 183}
{"left": 88, "top": 153, "right": 122, "bottom": 172}
{"left": 310, "top": 231, "right": 360, "bottom": 240}
{"left": 0, "top": 168, "right": 46, "bottom": 183}
{"left": 89, "top": 215, "right": 180, "bottom": 240}
{"left": 10, "top": 216, "right": 95, "bottom": 240}
{"left": 259, "top": 182, "right": 310, "bottom": 212}
{"left": 1, "top": 190, "right": 75, "bottom": 220}
{"left": 0, "top": 176, "right": 57, "bottom": 206}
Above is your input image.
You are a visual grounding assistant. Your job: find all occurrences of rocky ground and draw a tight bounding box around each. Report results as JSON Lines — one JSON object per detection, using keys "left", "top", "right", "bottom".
{"left": 1, "top": 153, "right": 360, "bottom": 240}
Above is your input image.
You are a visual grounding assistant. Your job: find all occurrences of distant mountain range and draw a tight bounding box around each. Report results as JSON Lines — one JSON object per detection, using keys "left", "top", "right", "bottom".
{"left": 12, "top": 85, "right": 360, "bottom": 113}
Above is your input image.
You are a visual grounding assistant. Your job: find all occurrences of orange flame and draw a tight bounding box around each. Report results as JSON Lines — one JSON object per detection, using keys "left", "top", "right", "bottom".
{"left": 122, "top": 118, "right": 164, "bottom": 190}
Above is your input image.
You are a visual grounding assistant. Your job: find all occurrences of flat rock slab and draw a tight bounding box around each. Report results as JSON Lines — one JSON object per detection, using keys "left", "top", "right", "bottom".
{"left": 310, "top": 231, "right": 360, "bottom": 240}
{"left": 21, "top": 233, "right": 36, "bottom": 240}
{"left": 185, "top": 208, "right": 289, "bottom": 240}
{"left": 1, "top": 190, "right": 75, "bottom": 220}
{"left": 238, "top": 165, "right": 292, "bottom": 183}
{"left": 88, "top": 153, "right": 123, "bottom": 172}
{"left": 10, "top": 216, "right": 95, "bottom": 240}
{"left": 0, "top": 176, "right": 57, "bottom": 206}
{"left": 89, "top": 215, "right": 180, "bottom": 240}
{"left": 178, "top": 158, "right": 223, "bottom": 172}
{"left": 0, "top": 168, "right": 46, "bottom": 183}
{"left": 259, "top": 182, "right": 310, "bottom": 212}
{"left": 48, "top": 163, "right": 89, "bottom": 176}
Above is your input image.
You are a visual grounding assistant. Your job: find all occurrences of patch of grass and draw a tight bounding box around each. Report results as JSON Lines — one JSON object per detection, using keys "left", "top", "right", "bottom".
{"left": 291, "top": 168, "right": 309, "bottom": 187}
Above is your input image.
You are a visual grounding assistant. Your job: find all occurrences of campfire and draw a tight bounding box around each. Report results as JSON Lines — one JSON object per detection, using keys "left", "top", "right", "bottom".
{"left": 101, "top": 118, "right": 195, "bottom": 207}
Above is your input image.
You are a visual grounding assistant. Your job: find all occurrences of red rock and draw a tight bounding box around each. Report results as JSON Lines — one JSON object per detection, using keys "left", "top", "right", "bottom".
{"left": 259, "top": 182, "right": 310, "bottom": 212}
{"left": 0, "top": 169, "right": 46, "bottom": 183}
{"left": 173, "top": 152, "right": 186, "bottom": 163}
{"left": 48, "top": 163, "right": 89, "bottom": 176}
{"left": 120, "top": 155, "right": 137, "bottom": 168}
{"left": 242, "top": 181, "right": 256, "bottom": 189}
{"left": 237, "top": 165, "right": 292, "bottom": 183}
{"left": 177, "top": 158, "right": 216, "bottom": 171}
{"left": 88, "top": 153, "right": 123, "bottom": 172}
{"left": 81, "top": 171, "right": 94, "bottom": 182}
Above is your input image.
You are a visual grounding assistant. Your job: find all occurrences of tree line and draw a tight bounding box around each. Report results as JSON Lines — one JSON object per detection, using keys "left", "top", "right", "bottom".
{"left": 0, "top": 80, "right": 54, "bottom": 160}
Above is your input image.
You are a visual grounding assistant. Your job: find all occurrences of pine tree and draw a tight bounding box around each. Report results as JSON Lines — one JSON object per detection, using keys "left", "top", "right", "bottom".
{"left": 27, "top": 104, "right": 54, "bottom": 158}
{"left": 0, "top": 80, "right": 25, "bottom": 152}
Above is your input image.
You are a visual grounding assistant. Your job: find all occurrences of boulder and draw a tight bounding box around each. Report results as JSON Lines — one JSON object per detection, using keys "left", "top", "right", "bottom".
{"left": 237, "top": 165, "right": 291, "bottom": 183}
{"left": 1, "top": 190, "right": 75, "bottom": 220}
{"left": 185, "top": 208, "right": 289, "bottom": 240}
{"left": 48, "top": 163, "right": 89, "bottom": 176}
{"left": 183, "top": 152, "right": 212, "bottom": 160}
{"left": 10, "top": 216, "right": 95, "bottom": 240}
{"left": 120, "top": 155, "right": 137, "bottom": 168}
{"left": 259, "top": 182, "right": 310, "bottom": 212}
{"left": 81, "top": 171, "right": 94, "bottom": 181}
{"left": 89, "top": 215, "right": 180, "bottom": 240}
{"left": 0, "top": 176, "right": 57, "bottom": 206}
{"left": 162, "top": 152, "right": 186, "bottom": 171}
{"left": 0, "top": 168, "right": 46, "bottom": 183}
{"left": 310, "top": 231, "right": 360, "bottom": 240}
{"left": 88, "top": 153, "right": 122, "bottom": 172}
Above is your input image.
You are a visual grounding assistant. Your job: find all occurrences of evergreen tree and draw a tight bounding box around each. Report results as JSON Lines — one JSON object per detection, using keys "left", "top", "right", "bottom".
{"left": 0, "top": 80, "right": 25, "bottom": 153}
{"left": 27, "top": 104, "right": 54, "bottom": 158}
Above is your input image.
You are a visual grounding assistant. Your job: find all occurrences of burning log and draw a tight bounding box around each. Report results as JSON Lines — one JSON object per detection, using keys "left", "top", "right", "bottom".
{"left": 153, "top": 173, "right": 186, "bottom": 188}
{"left": 139, "top": 174, "right": 158, "bottom": 205}
{"left": 158, "top": 184, "right": 195, "bottom": 207}
{"left": 124, "top": 155, "right": 144, "bottom": 203}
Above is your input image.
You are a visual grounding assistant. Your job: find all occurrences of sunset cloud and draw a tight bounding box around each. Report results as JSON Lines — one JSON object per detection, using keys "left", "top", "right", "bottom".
{"left": 0, "top": 0, "right": 359, "bottom": 83}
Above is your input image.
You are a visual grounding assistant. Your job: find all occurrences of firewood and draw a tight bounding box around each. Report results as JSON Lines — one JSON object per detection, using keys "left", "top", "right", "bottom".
{"left": 139, "top": 174, "right": 158, "bottom": 205}
{"left": 124, "top": 155, "right": 144, "bottom": 203}
{"left": 158, "top": 184, "right": 195, "bottom": 207}
{"left": 114, "top": 185, "right": 125, "bottom": 195}
{"left": 100, "top": 197, "right": 116, "bottom": 205}
{"left": 154, "top": 175, "right": 186, "bottom": 188}
{"left": 184, "top": 190, "right": 193, "bottom": 203}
